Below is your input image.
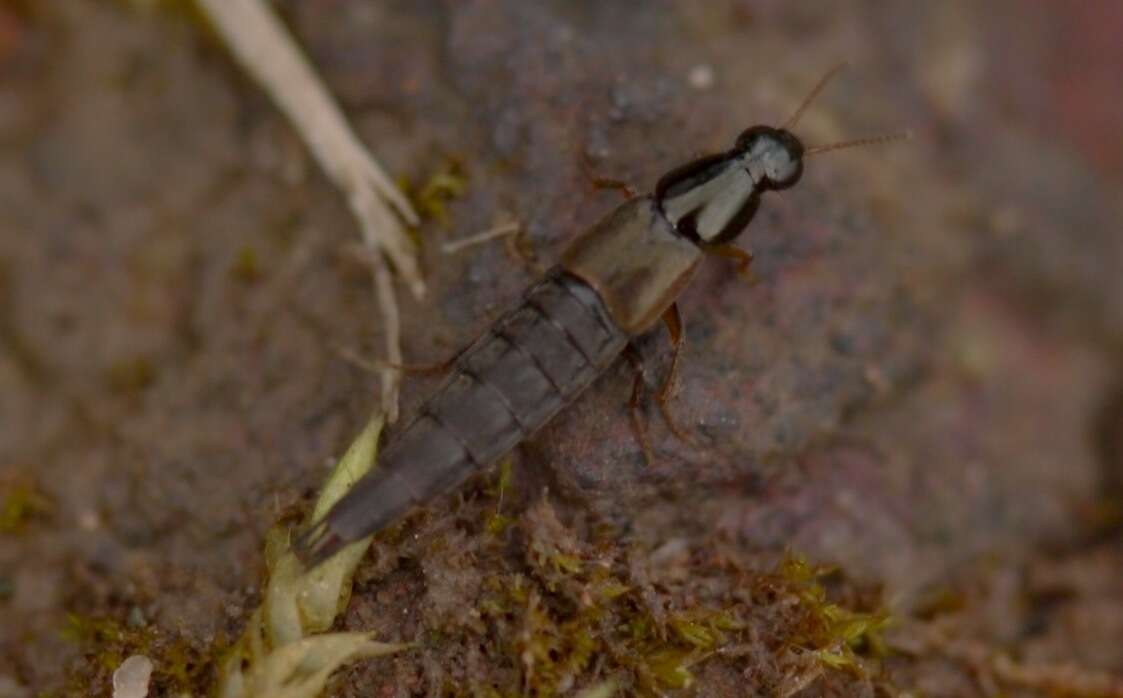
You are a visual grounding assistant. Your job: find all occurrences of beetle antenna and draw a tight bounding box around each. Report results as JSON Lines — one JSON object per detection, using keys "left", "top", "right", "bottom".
{"left": 804, "top": 129, "right": 914, "bottom": 156}
{"left": 783, "top": 61, "right": 848, "bottom": 130}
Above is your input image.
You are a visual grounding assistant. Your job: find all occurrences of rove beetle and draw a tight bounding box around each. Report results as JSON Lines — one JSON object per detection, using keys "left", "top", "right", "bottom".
{"left": 297, "top": 65, "right": 907, "bottom": 566}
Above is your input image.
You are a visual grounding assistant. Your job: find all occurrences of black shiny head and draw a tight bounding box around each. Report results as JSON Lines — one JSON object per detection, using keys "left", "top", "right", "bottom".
{"left": 734, "top": 125, "right": 805, "bottom": 191}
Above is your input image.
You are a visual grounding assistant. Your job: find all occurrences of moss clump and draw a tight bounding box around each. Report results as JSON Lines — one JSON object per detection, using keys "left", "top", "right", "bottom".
{"left": 485, "top": 458, "right": 516, "bottom": 536}
{"left": 0, "top": 476, "right": 51, "bottom": 533}
{"left": 400, "top": 159, "right": 468, "bottom": 230}
{"left": 230, "top": 244, "right": 263, "bottom": 283}
{"left": 392, "top": 473, "right": 894, "bottom": 697}
{"left": 105, "top": 356, "right": 156, "bottom": 396}
{"left": 771, "top": 554, "right": 891, "bottom": 673}
{"left": 60, "top": 612, "right": 219, "bottom": 696}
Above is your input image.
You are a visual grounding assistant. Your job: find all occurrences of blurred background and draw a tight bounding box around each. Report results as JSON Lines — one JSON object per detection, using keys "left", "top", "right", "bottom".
{"left": 1, "top": 1, "right": 1122, "bottom": 695}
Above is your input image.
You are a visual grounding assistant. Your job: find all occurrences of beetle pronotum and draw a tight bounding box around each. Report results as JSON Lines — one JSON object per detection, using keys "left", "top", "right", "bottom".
{"left": 296, "top": 66, "right": 908, "bottom": 566}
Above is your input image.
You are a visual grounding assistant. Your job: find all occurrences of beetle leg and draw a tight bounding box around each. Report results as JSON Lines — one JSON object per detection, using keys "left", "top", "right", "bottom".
{"left": 656, "top": 303, "right": 701, "bottom": 447}
{"left": 703, "top": 243, "right": 757, "bottom": 283}
{"left": 623, "top": 343, "right": 655, "bottom": 465}
{"left": 442, "top": 219, "right": 544, "bottom": 276}
{"left": 334, "top": 343, "right": 462, "bottom": 376}
{"left": 580, "top": 151, "right": 638, "bottom": 200}
{"left": 504, "top": 228, "right": 547, "bottom": 276}
{"left": 589, "top": 175, "right": 638, "bottom": 200}
{"left": 389, "top": 357, "right": 459, "bottom": 375}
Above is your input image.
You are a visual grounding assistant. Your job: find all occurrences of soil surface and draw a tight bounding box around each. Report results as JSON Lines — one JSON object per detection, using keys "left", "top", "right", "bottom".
{"left": 2, "top": 1, "right": 1122, "bottom": 696}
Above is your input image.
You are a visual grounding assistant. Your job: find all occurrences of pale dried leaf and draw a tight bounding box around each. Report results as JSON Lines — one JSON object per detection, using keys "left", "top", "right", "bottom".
{"left": 216, "top": 414, "right": 398, "bottom": 698}
{"left": 237, "top": 633, "right": 404, "bottom": 698}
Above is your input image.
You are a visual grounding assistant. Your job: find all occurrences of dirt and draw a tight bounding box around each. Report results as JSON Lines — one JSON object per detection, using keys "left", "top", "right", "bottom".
{"left": 1, "top": 1, "right": 1122, "bottom": 696}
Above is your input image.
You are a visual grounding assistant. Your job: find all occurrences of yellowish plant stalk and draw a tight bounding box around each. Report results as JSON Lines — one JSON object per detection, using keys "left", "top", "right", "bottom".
{"left": 216, "top": 415, "right": 406, "bottom": 698}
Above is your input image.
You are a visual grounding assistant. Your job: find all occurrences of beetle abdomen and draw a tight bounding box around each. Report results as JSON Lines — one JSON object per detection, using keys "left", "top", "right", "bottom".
{"left": 297, "top": 271, "right": 628, "bottom": 563}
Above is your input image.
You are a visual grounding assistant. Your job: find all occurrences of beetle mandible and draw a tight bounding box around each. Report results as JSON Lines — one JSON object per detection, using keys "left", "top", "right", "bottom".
{"left": 296, "top": 66, "right": 906, "bottom": 566}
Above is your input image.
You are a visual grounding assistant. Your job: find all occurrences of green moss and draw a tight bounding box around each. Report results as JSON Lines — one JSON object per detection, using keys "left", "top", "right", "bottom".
{"left": 667, "top": 609, "right": 741, "bottom": 650}
{"left": 486, "top": 513, "right": 514, "bottom": 535}
{"left": 468, "top": 518, "right": 715, "bottom": 694}
{"left": 400, "top": 159, "right": 468, "bottom": 230}
{"left": 52, "top": 441, "right": 889, "bottom": 697}
{"left": 486, "top": 458, "right": 515, "bottom": 535}
{"left": 60, "top": 612, "right": 220, "bottom": 696}
{"left": 0, "top": 478, "right": 51, "bottom": 533}
{"left": 642, "top": 648, "right": 695, "bottom": 689}
{"left": 774, "top": 553, "right": 892, "bottom": 671}
{"left": 446, "top": 481, "right": 894, "bottom": 697}
{"left": 230, "top": 244, "right": 262, "bottom": 283}
{"left": 105, "top": 356, "right": 156, "bottom": 395}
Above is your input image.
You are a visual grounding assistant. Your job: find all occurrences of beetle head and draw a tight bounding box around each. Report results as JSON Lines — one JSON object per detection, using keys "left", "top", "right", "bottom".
{"left": 734, "top": 125, "right": 805, "bottom": 191}
{"left": 655, "top": 64, "right": 908, "bottom": 245}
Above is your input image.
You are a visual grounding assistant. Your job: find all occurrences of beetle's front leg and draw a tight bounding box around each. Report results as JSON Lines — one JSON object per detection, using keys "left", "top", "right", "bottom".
{"left": 702, "top": 243, "right": 757, "bottom": 283}
{"left": 579, "top": 150, "right": 638, "bottom": 200}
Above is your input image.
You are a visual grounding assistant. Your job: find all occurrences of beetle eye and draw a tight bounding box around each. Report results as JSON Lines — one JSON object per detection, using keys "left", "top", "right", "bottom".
{"left": 765, "top": 150, "right": 794, "bottom": 180}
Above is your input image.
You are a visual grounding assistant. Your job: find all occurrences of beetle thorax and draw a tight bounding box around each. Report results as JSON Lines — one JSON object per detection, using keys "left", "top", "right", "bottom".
{"left": 657, "top": 128, "right": 803, "bottom": 244}
{"left": 659, "top": 157, "right": 756, "bottom": 243}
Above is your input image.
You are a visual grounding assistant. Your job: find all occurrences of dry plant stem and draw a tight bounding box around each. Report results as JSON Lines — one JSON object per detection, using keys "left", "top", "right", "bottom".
{"left": 369, "top": 253, "right": 402, "bottom": 421}
{"left": 195, "top": 0, "right": 421, "bottom": 421}
{"left": 442, "top": 221, "right": 521, "bottom": 254}
{"left": 216, "top": 414, "right": 407, "bottom": 698}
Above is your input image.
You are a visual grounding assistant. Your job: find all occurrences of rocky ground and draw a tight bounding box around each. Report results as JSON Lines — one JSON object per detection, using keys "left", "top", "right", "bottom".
{"left": 1, "top": 1, "right": 1122, "bottom": 696}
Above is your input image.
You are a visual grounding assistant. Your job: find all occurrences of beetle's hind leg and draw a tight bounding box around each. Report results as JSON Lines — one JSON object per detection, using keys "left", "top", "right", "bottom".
{"left": 623, "top": 304, "right": 702, "bottom": 464}
{"left": 624, "top": 343, "right": 655, "bottom": 465}
{"left": 655, "top": 303, "right": 702, "bottom": 447}
{"left": 334, "top": 343, "right": 463, "bottom": 376}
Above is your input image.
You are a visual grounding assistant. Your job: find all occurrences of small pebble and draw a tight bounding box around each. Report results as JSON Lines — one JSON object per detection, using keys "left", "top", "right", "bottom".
{"left": 688, "top": 64, "right": 715, "bottom": 90}
{"left": 112, "top": 655, "right": 153, "bottom": 698}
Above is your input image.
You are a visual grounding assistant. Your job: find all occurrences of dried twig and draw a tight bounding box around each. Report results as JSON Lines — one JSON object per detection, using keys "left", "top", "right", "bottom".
{"left": 442, "top": 221, "right": 521, "bottom": 254}
{"left": 195, "top": 0, "right": 420, "bottom": 421}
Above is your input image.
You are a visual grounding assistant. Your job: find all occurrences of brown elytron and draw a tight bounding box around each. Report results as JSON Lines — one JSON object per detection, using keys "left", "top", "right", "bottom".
{"left": 296, "top": 68, "right": 907, "bottom": 566}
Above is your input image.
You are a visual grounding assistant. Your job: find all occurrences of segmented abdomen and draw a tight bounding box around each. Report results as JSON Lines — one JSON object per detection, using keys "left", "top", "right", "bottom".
{"left": 301, "top": 270, "right": 628, "bottom": 560}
